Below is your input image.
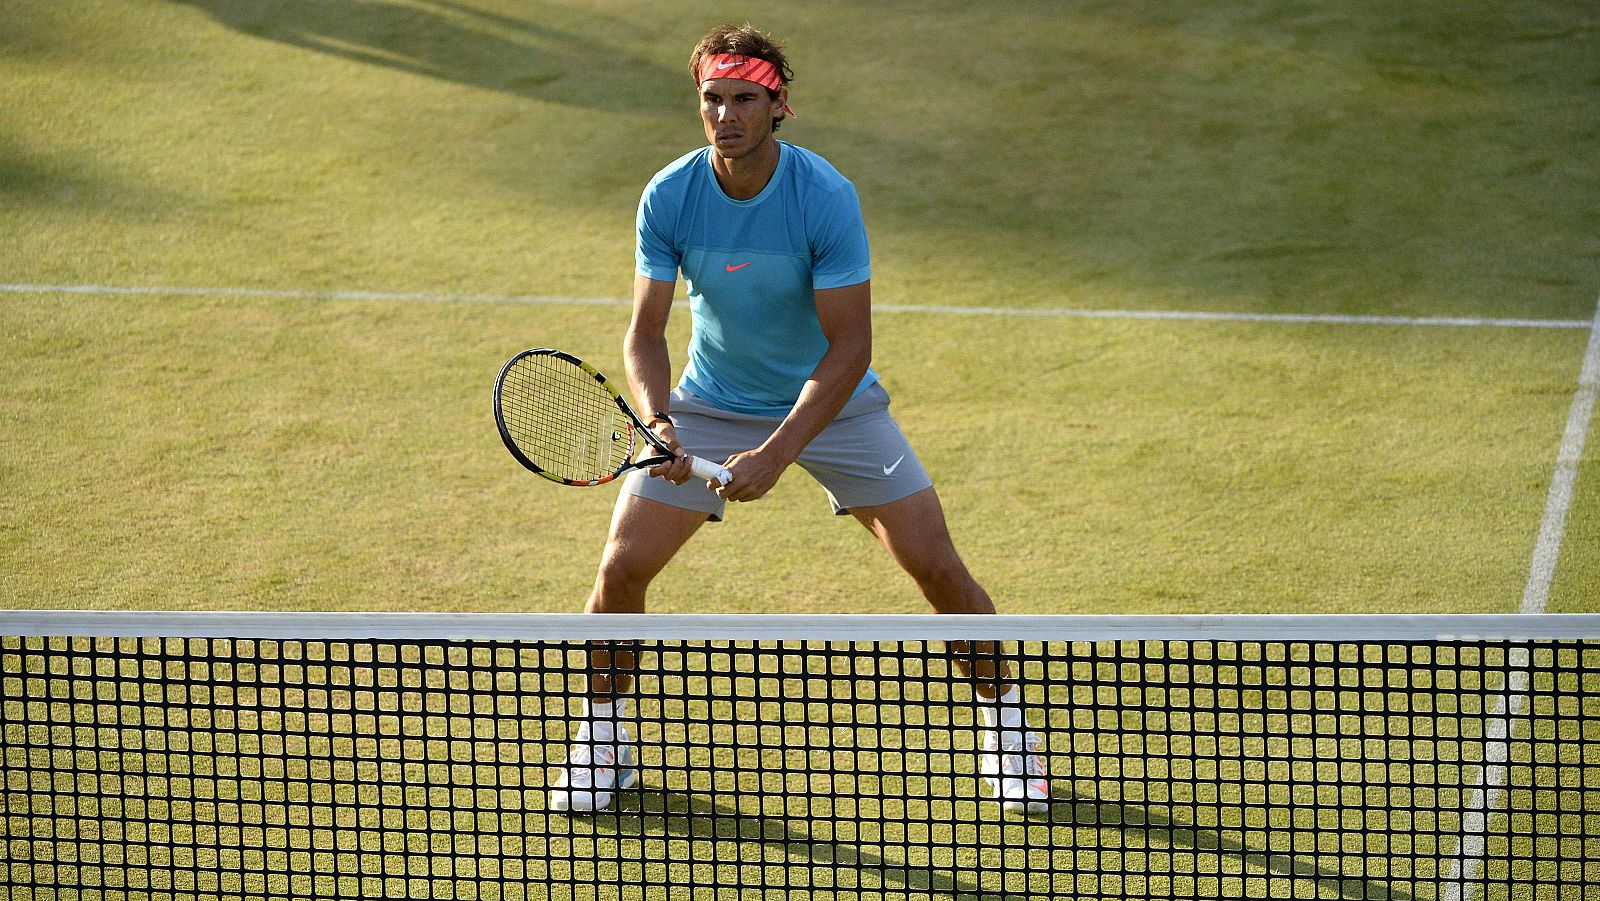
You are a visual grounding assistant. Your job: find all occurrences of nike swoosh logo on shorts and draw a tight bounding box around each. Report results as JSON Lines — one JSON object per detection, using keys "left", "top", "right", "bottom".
{"left": 725, "top": 262, "right": 753, "bottom": 272}
{"left": 883, "top": 455, "right": 906, "bottom": 476}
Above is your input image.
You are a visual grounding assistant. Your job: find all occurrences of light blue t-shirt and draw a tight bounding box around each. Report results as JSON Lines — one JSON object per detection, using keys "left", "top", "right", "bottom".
{"left": 636, "top": 141, "right": 877, "bottom": 416}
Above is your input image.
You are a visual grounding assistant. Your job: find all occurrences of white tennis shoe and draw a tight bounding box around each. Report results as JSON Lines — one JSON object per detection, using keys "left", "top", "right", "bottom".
{"left": 979, "top": 729, "right": 1051, "bottom": 816}
{"left": 549, "top": 720, "right": 638, "bottom": 813}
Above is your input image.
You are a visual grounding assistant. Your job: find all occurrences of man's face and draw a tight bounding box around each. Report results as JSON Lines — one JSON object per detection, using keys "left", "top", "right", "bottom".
{"left": 699, "top": 78, "right": 785, "bottom": 160}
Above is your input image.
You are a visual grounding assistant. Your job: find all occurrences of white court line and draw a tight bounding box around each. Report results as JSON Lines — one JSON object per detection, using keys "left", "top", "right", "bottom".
{"left": 0, "top": 282, "right": 626, "bottom": 308}
{"left": 1, "top": 282, "right": 1592, "bottom": 330}
{"left": 1519, "top": 290, "right": 1600, "bottom": 615}
{"left": 877, "top": 303, "right": 1591, "bottom": 330}
{"left": 1443, "top": 289, "right": 1600, "bottom": 901}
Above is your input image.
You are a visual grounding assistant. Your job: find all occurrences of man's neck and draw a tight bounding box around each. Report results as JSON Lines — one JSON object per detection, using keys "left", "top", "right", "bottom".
{"left": 712, "top": 138, "right": 781, "bottom": 201}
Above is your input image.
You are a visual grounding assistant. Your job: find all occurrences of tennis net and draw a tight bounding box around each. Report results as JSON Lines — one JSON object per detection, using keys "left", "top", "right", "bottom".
{"left": 3, "top": 612, "right": 1597, "bottom": 901}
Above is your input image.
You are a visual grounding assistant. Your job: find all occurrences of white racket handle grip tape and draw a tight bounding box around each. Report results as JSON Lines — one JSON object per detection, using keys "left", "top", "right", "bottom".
{"left": 688, "top": 455, "right": 733, "bottom": 486}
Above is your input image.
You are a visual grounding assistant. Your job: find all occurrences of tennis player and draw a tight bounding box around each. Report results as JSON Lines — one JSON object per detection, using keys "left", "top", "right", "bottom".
{"left": 551, "top": 23, "right": 1049, "bottom": 816}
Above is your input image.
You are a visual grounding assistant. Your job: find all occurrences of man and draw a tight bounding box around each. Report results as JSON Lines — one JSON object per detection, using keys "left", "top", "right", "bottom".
{"left": 551, "top": 23, "right": 1049, "bottom": 816}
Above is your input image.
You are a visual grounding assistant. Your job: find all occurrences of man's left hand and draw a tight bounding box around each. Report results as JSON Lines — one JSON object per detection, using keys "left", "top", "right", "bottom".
{"left": 714, "top": 446, "right": 792, "bottom": 502}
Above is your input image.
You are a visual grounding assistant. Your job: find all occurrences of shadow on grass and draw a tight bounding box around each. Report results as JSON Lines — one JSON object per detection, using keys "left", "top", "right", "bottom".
{"left": 577, "top": 787, "right": 1028, "bottom": 901}
{"left": 1048, "top": 795, "right": 1417, "bottom": 901}
{"left": 167, "top": 0, "right": 678, "bottom": 113}
{"left": 562, "top": 784, "right": 1415, "bottom": 901}
{"left": 0, "top": 140, "right": 94, "bottom": 202}
{"left": 0, "top": 136, "right": 182, "bottom": 213}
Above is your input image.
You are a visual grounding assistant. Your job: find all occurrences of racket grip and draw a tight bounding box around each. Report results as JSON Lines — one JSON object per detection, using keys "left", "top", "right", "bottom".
{"left": 687, "top": 455, "right": 732, "bottom": 486}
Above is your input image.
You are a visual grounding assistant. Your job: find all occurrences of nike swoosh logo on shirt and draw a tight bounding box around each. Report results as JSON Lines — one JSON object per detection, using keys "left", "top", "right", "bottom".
{"left": 725, "top": 262, "right": 753, "bottom": 272}
{"left": 883, "top": 455, "right": 906, "bottom": 476}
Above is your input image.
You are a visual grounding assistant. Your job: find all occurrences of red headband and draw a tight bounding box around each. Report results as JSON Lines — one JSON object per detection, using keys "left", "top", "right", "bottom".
{"left": 697, "top": 53, "right": 796, "bottom": 118}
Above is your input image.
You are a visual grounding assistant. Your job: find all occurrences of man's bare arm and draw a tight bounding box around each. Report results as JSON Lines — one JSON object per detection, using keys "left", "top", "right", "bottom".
{"left": 624, "top": 274, "right": 696, "bottom": 484}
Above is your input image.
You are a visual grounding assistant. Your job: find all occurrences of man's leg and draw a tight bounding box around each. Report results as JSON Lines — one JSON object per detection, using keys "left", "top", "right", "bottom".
{"left": 848, "top": 489, "right": 988, "bottom": 610}
{"left": 850, "top": 487, "right": 1050, "bottom": 815}
{"left": 553, "top": 493, "right": 709, "bottom": 813}
{"left": 590, "top": 493, "right": 713, "bottom": 613}
{"left": 848, "top": 486, "right": 1003, "bottom": 692}
{"left": 585, "top": 493, "right": 711, "bottom": 696}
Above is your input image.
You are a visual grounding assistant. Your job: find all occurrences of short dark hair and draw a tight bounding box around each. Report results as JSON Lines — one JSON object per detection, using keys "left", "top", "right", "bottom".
{"left": 689, "top": 23, "right": 793, "bottom": 131}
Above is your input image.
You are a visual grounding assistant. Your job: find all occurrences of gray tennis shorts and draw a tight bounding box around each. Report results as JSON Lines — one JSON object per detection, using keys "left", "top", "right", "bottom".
{"left": 620, "top": 383, "right": 932, "bottom": 521}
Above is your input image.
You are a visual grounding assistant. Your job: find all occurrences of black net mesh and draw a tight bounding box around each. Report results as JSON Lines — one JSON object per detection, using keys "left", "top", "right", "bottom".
{"left": 3, "top": 633, "right": 1597, "bottom": 900}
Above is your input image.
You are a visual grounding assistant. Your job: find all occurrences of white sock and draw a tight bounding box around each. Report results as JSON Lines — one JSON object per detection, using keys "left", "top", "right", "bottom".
{"left": 979, "top": 687, "right": 1026, "bottom": 745}
{"left": 582, "top": 697, "right": 632, "bottom": 743}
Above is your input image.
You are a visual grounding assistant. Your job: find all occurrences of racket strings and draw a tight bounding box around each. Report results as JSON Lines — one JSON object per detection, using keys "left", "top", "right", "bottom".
{"left": 500, "top": 355, "right": 635, "bottom": 481}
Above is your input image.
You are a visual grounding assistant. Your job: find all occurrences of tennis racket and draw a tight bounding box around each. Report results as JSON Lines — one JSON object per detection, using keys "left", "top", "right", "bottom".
{"left": 494, "top": 348, "right": 731, "bottom": 487}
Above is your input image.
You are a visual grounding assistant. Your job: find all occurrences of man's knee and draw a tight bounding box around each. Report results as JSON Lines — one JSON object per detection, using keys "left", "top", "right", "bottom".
{"left": 895, "top": 541, "right": 995, "bottom": 615}
{"left": 590, "top": 545, "right": 658, "bottom": 609}
{"left": 587, "top": 495, "right": 708, "bottom": 611}
{"left": 903, "top": 549, "right": 975, "bottom": 594}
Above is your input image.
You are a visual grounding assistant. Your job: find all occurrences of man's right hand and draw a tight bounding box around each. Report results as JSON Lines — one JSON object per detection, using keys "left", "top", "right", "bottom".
{"left": 646, "top": 422, "right": 698, "bottom": 484}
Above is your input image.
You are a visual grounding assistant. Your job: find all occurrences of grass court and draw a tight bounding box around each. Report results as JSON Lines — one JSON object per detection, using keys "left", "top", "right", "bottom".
{"left": 3, "top": 1, "right": 1597, "bottom": 612}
